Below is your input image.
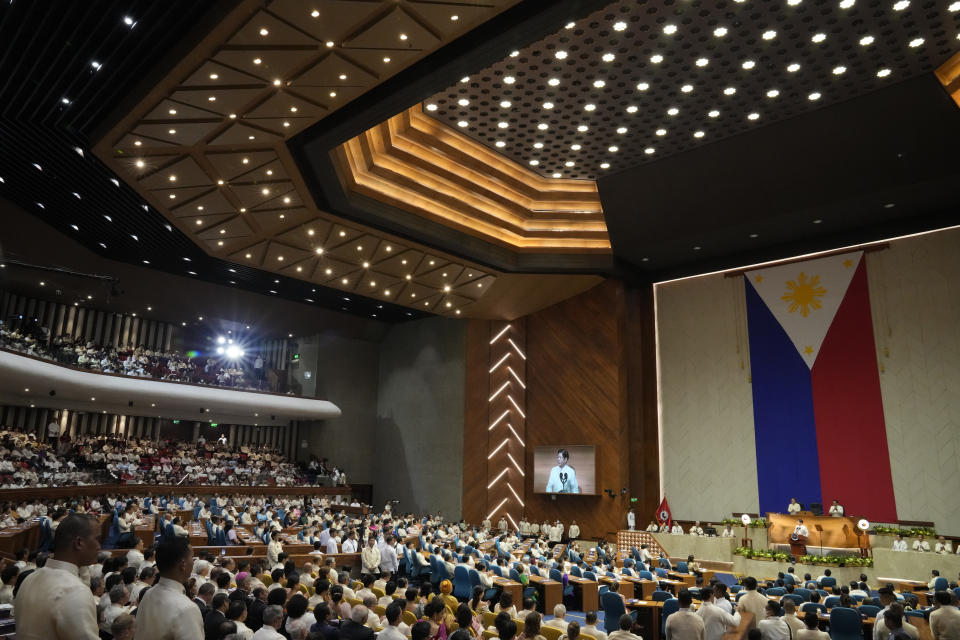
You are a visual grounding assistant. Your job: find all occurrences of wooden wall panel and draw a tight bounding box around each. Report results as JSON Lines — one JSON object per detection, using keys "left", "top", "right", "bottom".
{"left": 523, "top": 280, "right": 629, "bottom": 540}
{"left": 462, "top": 320, "right": 491, "bottom": 525}
{"left": 462, "top": 280, "right": 660, "bottom": 540}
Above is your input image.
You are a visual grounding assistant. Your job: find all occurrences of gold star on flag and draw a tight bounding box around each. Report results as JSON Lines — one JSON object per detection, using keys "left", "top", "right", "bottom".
{"left": 843, "top": 259, "right": 853, "bottom": 268}
{"left": 804, "top": 346, "right": 813, "bottom": 355}
{"left": 755, "top": 275, "right": 763, "bottom": 284}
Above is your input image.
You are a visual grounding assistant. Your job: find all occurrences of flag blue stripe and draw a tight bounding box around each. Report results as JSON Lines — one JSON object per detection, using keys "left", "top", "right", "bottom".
{"left": 744, "top": 279, "right": 823, "bottom": 515}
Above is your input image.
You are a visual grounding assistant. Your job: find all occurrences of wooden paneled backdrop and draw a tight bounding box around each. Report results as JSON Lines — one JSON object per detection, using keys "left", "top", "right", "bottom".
{"left": 463, "top": 280, "right": 660, "bottom": 540}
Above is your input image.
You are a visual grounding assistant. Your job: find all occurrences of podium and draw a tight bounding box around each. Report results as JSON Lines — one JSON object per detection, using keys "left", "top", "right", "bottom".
{"left": 790, "top": 535, "right": 807, "bottom": 556}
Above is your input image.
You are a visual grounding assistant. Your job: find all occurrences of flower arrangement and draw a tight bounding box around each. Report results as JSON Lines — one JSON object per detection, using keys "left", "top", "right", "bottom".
{"left": 722, "top": 517, "right": 768, "bottom": 528}
{"left": 798, "top": 554, "right": 874, "bottom": 567}
{"left": 872, "top": 525, "right": 935, "bottom": 537}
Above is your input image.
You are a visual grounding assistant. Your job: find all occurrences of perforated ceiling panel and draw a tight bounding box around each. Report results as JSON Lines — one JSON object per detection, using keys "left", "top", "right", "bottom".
{"left": 425, "top": 0, "right": 959, "bottom": 181}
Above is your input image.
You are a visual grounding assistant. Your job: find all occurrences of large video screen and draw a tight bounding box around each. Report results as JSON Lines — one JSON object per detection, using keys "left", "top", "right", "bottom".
{"left": 533, "top": 445, "right": 596, "bottom": 495}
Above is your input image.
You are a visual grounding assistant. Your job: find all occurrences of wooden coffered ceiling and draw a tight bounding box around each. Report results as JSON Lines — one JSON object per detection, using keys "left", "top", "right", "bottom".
{"left": 334, "top": 105, "right": 609, "bottom": 251}
{"left": 92, "top": 0, "right": 531, "bottom": 317}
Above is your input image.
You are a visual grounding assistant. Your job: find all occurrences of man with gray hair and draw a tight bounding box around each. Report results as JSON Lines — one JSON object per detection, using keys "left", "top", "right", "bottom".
{"left": 338, "top": 605, "right": 375, "bottom": 640}
{"left": 100, "top": 583, "right": 130, "bottom": 633}
{"left": 251, "top": 605, "right": 284, "bottom": 639}
{"left": 546, "top": 604, "right": 570, "bottom": 631}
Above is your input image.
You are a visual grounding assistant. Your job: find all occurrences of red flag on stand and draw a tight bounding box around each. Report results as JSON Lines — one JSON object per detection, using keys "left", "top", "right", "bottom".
{"left": 656, "top": 497, "right": 672, "bottom": 527}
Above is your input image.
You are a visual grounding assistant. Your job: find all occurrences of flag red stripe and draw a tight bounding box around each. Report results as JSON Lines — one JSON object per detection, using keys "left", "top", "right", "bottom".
{"left": 810, "top": 260, "right": 897, "bottom": 521}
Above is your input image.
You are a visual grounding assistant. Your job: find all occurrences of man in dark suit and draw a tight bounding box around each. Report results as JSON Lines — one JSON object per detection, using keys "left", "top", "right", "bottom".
{"left": 195, "top": 581, "right": 215, "bottom": 616}
{"left": 203, "top": 593, "right": 229, "bottom": 640}
{"left": 246, "top": 586, "right": 268, "bottom": 631}
{"left": 338, "top": 605, "right": 376, "bottom": 640}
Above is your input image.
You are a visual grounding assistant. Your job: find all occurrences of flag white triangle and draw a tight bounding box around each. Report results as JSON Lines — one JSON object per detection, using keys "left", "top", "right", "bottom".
{"left": 745, "top": 251, "right": 862, "bottom": 369}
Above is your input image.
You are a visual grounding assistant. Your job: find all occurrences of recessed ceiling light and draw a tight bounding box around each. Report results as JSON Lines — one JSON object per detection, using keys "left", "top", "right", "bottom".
{"left": 681, "top": 84, "right": 694, "bottom": 93}
{"left": 747, "top": 112, "right": 760, "bottom": 120}
{"left": 667, "top": 107, "right": 679, "bottom": 116}
{"left": 877, "top": 68, "right": 892, "bottom": 77}
{"left": 168, "top": 129, "right": 176, "bottom": 134}
{"left": 503, "top": 76, "right": 515, "bottom": 84}
{"left": 91, "top": 61, "right": 101, "bottom": 70}
{"left": 616, "top": 126, "right": 627, "bottom": 134}
{"left": 565, "top": 21, "right": 575, "bottom": 29}
{"left": 339, "top": 230, "right": 346, "bottom": 236}
{"left": 564, "top": 161, "right": 575, "bottom": 167}
{"left": 908, "top": 37, "right": 924, "bottom": 47}
{"left": 555, "top": 50, "right": 568, "bottom": 60}
{"left": 788, "top": 0, "right": 802, "bottom": 5}
{"left": 696, "top": 57, "right": 709, "bottom": 67}
{"left": 713, "top": 27, "right": 728, "bottom": 37}
{"left": 460, "top": 76, "right": 470, "bottom": 83}
{"left": 273, "top": 79, "right": 282, "bottom": 86}
{"left": 608, "top": 146, "right": 618, "bottom": 153}
{"left": 548, "top": 78, "right": 560, "bottom": 86}
{"left": 693, "top": 130, "right": 705, "bottom": 138}
{"left": 498, "top": 121, "right": 509, "bottom": 129}
{"left": 551, "top": 172, "right": 562, "bottom": 178}
{"left": 399, "top": 33, "right": 407, "bottom": 41}
{"left": 787, "top": 62, "right": 801, "bottom": 72}
{"left": 723, "top": 87, "right": 736, "bottom": 95}
{"left": 812, "top": 33, "right": 827, "bottom": 43}
{"left": 62, "top": 97, "right": 70, "bottom": 104}
{"left": 510, "top": 50, "right": 520, "bottom": 57}
{"left": 329, "top": 92, "right": 337, "bottom": 98}
{"left": 133, "top": 140, "right": 141, "bottom": 146}
{"left": 457, "top": 120, "right": 469, "bottom": 127}
{"left": 259, "top": 27, "right": 269, "bottom": 36}
{"left": 600, "top": 162, "right": 610, "bottom": 169}
{"left": 326, "top": 41, "right": 335, "bottom": 47}
{"left": 808, "top": 92, "right": 822, "bottom": 101}
{"left": 626, "top": 105, "right": 638, "bottom": 113}
{"left": 458, "top": 98, "right": 470, "bottom": 106}
{"left": 253, "top": 58, "right": 262, "bottom": 65}
{"left": 584, "top": 104, "right": 596, "bottom": 111}
{"left": 533, "top": 142, "right": 544, "bottom": 149}
{"left": 311, "top": 10, "right": 320, "bottom": 17}
{"left": 644, "top": 147, "right": 655, "bottom": 155}
{"left": 537, "top": 123, "right": 549, "bottom": 130}
{"left": 762, "top": 30, "right": 777, "bottom": 40}
{"left": 708, "top": 109, "right": 720, "bottom": 118}
{"left": 450, "top": 14, "right": 459, "bottom": 20}
{"left": 663, "top": 24, "right": 677, "bottom": 35}
{"left": 542, "top": 101, "right": 554, "bottom": 109}
{"left": 893, "top": 0, "right": 909, "bottom": 7}
{"left": 613, "top": 21, "right": 627, "bottom": 31}
{"left": 135, "top": 160, "right": 144, "bottom": 168}
{"left": 650, "top": 54, "right": 664, "bottom": 64}
{"left": 656, "top": 128, "right": 667, "bottom": 136}
{"left": 636, "top": 82, "right": 650, "bottom": 91}
{"left": 859, "top": 35, "right": 874, "bottom": 46}
{"left": 949, "top": 0, "right": 960, "bottom": 9}
{"left": 839, "top": 0, "right": 855, "bottom": 7}
{"left": 495, "top": 140, "right": 506, "bottom": 147}
{"left": 571, "top": 144, "right": 581, "bottom": 150}
{"left": 742, "top": 60, "right": 756, "bottom": 70}
{"left": 767, "top": 89, "right": 780, "bottom": 98}
{"left": 529, "top": 159, "right": 539, "bottom": 166}
{"left": 602, "top": 53, "right": 615, "bottom": 62}
{"left": 833, "top": 66, "right": 847, "bottom": 75}
{"left": 425, "top": 103, "right": 438, "bottom": 111}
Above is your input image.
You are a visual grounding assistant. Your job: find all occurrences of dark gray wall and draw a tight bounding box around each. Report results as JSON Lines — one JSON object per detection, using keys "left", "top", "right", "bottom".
{"left": 375, "top": 317, "right": 466, "bottom": 519}
{"left": 305, "top": 333, "right": 381, "bottom": 485}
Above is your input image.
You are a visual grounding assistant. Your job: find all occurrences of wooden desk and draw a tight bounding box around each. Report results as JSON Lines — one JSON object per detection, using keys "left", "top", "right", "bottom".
{"left": 0, "top": 522, "right": 39, "bottom": 558}
{"left": 568, "top": 576, "right": 599, "bottom": 611}
{"left": 626, "top": 599, "right": 664, "bottom": 640}
{"left": 493, "top": 577, "right": 522, "bottom": 605}
{"left": 767, "top": 513, "right": 866, "bottom": 549}
{"left": 668, "top": 572, "right": 696, "bottom": 588}
{"left": 528, "top": 575, "right": 562, "bottom": 614}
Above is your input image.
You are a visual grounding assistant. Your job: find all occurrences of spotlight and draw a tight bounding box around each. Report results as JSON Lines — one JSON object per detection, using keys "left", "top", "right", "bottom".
{"left": 217, "top": 336, "right": 226, "bottom": 344}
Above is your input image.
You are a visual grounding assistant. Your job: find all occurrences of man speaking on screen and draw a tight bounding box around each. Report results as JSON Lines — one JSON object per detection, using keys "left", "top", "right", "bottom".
{"left": 546, "top": 448, "right": 580, "bottom": 493}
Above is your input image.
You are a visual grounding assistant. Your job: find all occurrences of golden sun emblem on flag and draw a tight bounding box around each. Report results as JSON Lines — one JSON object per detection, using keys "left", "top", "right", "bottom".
{"left": 781, "top": 272, "right": 827, "bottom": 317}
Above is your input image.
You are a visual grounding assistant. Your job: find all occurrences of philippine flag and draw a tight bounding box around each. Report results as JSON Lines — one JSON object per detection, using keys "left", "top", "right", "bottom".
{"left": 743, "top": 251, "right": 897, "bottom": 521}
